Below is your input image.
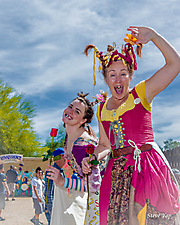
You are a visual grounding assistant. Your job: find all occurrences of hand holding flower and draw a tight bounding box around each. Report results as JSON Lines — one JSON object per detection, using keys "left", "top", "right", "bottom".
{"left": 46, "top": 165, "right": 65, "bottom": 187}
{"left": 82, "top": 157, "right": 92, "bottom": 174}
{"left": 43, "top": 127, "right": 59, "bottom": 204}
{"left": 85, "top": 144, "right": 99, "bottom": 210}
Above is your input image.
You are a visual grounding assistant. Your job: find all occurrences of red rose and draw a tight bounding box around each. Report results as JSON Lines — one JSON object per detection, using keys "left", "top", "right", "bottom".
{"left": 50, "top": 128, "right": 58, "bottom": 137}
{"left": 86, "top": 144, "right": 95, "bottom": 155}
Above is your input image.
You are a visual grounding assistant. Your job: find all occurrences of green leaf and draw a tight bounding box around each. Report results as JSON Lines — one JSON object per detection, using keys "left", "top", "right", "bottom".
{"left": 42, "top": 155, "right": 49, "bottom": 162}
{"left": 47, "top": 150, "right": 52, "bottom": 156}
{"left": 89, "top": 159, "right": 99, "bottom": 165}
{"left": 53, "top": 155, "right": 61, "bottom": 161}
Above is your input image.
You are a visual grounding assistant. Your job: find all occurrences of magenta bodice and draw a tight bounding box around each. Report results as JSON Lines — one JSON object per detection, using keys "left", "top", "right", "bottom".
{"left": 100, "top": 88, "right": 154, "bottom": 149}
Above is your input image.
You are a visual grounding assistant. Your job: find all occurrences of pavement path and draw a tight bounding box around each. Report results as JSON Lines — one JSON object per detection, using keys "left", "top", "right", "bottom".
{"left": 1, "top": 197, "right": 48, "bottom": 225}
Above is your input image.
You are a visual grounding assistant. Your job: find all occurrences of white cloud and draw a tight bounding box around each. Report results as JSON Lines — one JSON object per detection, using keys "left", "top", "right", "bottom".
{"left": 33, "top": 107, "right": 63, "bottom": 139}
{"left": 0, "top": 0, "right": 180, "bottom": 144}
{"left": 152, "top": 101, "right": 180, "bottom": 146}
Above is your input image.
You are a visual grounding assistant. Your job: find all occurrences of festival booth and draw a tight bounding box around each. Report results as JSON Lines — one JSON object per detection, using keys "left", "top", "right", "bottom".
{"left": 0, "top": 154, "right": 49, "bottom": 197}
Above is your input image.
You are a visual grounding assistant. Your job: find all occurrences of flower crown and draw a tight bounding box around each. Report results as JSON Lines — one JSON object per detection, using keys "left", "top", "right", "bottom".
{"left": 84, "top": 34, "right": 142, "bottom": 85}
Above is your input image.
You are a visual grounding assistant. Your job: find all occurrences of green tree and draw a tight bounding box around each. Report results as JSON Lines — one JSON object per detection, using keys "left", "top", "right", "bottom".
{"left": 163, "top": 139, "right": 180, "bottom": 151}
{"left": 0, "top": 79, "right": 46, "bottom": 156}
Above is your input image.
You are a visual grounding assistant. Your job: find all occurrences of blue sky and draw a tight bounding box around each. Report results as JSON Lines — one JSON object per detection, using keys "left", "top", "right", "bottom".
{"left": 0, "top": 0, "right": 180, "bottom": 147}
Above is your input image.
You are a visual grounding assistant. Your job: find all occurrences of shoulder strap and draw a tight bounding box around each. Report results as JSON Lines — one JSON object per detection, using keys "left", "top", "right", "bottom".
{"left": 99, "top": 102, "right": 105, "bottom": 121}
{"left": 130, "top": 87, "right": 138, "bottom": 99}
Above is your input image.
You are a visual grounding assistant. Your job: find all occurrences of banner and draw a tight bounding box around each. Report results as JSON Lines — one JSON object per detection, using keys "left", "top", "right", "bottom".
{"left": 15, "top": 169, "right": 35, "bottom": 197}
{"left": 0, "top": 154, "right": 23, "bottom": 164}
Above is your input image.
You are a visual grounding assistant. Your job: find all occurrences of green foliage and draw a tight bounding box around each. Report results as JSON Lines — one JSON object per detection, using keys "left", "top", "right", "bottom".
{"left": 53, "top": 155, "right": 62, "bottom": 161}
{"left": 42, "top": 149, "right": 53, "bottom": 162}
{"left": 89, "top": 159, "right": 99, "bottom": 166}
{"left": 163, "top": 139, "right": 180, "bottom": 151}
{"left": 0, "top": 79, "right": 45, "bottom": 156}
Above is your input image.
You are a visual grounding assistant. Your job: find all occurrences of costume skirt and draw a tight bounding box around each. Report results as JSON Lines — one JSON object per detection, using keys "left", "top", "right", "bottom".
{"left": 99, "top": 147, "right": 179, "bottom": 225}
{"left": 84, "top": 192, "right": 100, "bottom": 225}
{"left": 51, "top": 186, "right": 86, "bottom": 225}
{"left": 51, "top": 186, "right": 100, "bottom": 225}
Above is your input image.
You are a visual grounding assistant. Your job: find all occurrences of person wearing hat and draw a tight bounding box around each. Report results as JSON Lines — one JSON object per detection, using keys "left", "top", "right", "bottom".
{"left": 44, "top": 148, "right": 65, "bottom": 225}
{"left": 0, "top": 164, "right": 10, "bottom": 221}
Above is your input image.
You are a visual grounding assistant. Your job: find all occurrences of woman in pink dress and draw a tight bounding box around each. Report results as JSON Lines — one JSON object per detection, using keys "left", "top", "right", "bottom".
{"left": 82, "top": 26, "right": 180, "bottom": 225}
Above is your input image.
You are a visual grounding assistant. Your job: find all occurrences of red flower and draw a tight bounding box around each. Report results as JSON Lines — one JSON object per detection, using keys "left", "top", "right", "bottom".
{"left": 86, "top": 144, "right": 95, "bottom": 155}
{"left": 50, "top": 128, "right": 58, "bottom": 137}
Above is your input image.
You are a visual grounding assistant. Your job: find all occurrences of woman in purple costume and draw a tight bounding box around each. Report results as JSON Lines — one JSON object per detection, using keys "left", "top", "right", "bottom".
{"left": 47, "top": 93, "right": 101, "bottom": 225}
{"left": 82, "top": 26, "right": 180, "bottom": 225}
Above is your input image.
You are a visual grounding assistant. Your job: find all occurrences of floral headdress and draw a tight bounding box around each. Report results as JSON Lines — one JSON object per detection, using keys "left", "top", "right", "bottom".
{"left": 92, "top": 90, "right": 108, "bottom": 105}
{"left": 84, "top": 34, "right": 142, "bottom": 85}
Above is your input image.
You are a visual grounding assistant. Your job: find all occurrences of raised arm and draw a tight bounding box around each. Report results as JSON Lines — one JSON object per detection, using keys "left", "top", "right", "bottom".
{"left": 128, "top": 26, "right": 180, "bottom": 103}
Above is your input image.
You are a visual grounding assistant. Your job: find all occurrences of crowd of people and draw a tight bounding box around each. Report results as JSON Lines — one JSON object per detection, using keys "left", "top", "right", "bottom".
{"left": 0, "top": 25, "right": 180, "bottom": 225}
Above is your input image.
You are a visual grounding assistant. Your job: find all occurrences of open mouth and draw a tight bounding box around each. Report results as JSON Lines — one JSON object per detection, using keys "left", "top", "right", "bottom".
{"left": 65, "top": 113, "right": 72, "bottom": 120}
{"left": 114, "top": 85, "right": 123, "bottom": 94}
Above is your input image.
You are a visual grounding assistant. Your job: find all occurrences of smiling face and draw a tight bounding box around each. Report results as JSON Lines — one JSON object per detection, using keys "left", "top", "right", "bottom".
{"left": 105, "top": 61, "right": 132, "bottom": 101}
{"left": 62, "top": 99, "right": 87, "bottom": 127}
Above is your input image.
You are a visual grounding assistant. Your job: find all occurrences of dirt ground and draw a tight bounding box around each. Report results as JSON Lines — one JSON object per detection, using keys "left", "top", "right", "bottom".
{"left": 1, "top": 197, "right": 48, "bottom": 225}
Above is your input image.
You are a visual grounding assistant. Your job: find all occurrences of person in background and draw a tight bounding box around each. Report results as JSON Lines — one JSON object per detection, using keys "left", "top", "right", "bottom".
{"left": 0, "top": 164, "right": 10, "bottom": 221}
{"left": 40, "top": 171, "right": 45, "bottom": 194}
{"left": 30, "top": 167, "right": 45, "bottom": 225}
{"left": 82, "top": 26, "right": 180, "bottom": 224}
{"left": 6, "top": 165, "right": 18, "bottom": 201}
{"left": 44, "top": 148, "right": 65, "bottom": 225}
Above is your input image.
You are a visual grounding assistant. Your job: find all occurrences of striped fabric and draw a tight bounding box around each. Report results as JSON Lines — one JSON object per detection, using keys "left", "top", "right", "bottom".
{"left": 63, "top": 177, "right": 86, "bottom": 192}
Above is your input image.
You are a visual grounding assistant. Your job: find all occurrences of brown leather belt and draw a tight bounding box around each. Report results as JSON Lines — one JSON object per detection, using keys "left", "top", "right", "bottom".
{"left": 112, "top": 144, "right": 152, "bottom": 158}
